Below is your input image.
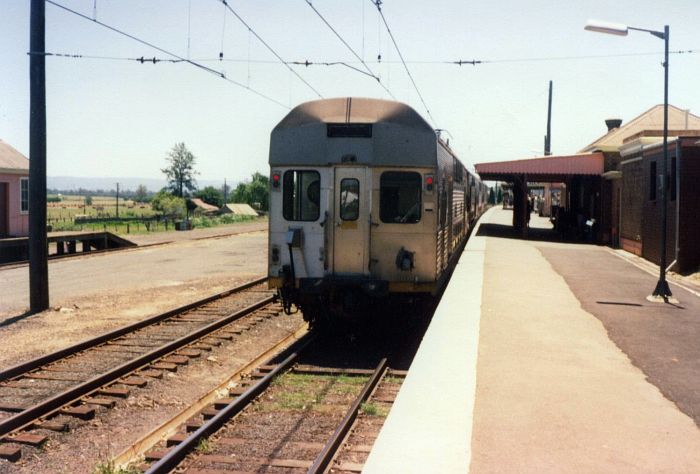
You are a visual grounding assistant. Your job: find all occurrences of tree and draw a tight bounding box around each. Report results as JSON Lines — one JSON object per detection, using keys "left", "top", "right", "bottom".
{"left": 195, "top": 186, "right": 224, "bottom": 208}
{"left": 84, "top": 195, "right": 93, "bottom": 206}
{"left": 151, "top": 190, "right": 186, "bottom": 219}
{"left": 162, "top": 142, "right": 198, "bottom": 197}
{"left": 230, "top": 172, "right": 270, "bottom": 211}
{"left": 488, "top": 188, "right": 495, "bottom": 205}
{"left": 496, "top": 186, "right": 503, "bottom": 204}
{"left": 134, "top": 184, "right": 149, "bottom": 203}
{"left": 231, "top": 182, "right": 249, "bottom": 204}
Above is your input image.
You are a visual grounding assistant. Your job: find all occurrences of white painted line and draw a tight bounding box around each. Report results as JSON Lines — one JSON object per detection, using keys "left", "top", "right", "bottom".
{"left": 606, "top": 248, "right": 700, "bottom": 298}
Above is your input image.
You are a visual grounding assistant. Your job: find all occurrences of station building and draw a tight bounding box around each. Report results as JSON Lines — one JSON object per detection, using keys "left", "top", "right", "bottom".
{"left": 476, "top": 104, "right": 700, "bottom": 273}
{"left": 0, "top": 140, "right": 29, "bottom": 238}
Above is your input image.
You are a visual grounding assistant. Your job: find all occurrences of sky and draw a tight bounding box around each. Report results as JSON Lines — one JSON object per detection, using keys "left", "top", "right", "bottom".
{"left": 2, "top": 0, "right": 699, "bottom": 189}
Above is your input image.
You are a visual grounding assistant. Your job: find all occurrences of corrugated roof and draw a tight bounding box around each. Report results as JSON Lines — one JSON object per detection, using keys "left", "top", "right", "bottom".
{"left": 223, "top": 203, "right": 258, "bottom": 216}
{"left": 190, "top": 198, "right": 219, "bottom": 212}
{"left": 0, "top": 140, "right": 29, "bottom": 174}
{"left": 475, "top": 153, "right": 604, "bottom": 181}
{"left": 579, "top": 104, "right": 700, "bottom": 153}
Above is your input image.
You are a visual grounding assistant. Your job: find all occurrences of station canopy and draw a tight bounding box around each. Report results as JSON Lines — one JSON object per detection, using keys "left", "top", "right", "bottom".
{"left": 475, "top": 152, "right": 604, "bottom": 182}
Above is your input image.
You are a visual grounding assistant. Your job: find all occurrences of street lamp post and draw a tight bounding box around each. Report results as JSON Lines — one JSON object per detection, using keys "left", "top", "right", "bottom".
{"left": 585, "top": 19, "right": 673, "bottom": 301}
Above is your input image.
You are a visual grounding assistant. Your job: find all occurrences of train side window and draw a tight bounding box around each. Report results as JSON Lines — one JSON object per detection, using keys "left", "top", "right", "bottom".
{"left": 339, "top": 178, "right": 359, "bottom": 221}
{"left": 380, "top": 171, "right": 421, "bottom": 224}
{"left": 283, "top": 170, "right": 320, "bottom": 221}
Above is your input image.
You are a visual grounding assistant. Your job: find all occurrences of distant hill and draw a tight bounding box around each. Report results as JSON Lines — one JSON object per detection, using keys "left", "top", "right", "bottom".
{"left": 47, "top": 176, "right": 224, "bottom": 193}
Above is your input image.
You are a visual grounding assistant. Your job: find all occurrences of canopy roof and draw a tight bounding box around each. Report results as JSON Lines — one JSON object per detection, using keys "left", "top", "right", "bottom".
{"left": 475, "top": 153, "right": 604, "bottom": 182}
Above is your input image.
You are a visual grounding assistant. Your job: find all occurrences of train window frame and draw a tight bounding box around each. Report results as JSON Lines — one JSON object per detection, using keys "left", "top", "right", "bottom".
{"left": 282, "top": 170, "right": 321, "bottom": 222}
{"left": 339, "top": 178, "right": 360, "bottom": 221}
{"left": 379, "top": 171, "right": 422, "bottom": 224}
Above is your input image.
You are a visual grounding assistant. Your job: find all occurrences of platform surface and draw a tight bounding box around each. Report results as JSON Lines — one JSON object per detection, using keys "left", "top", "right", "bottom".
{"left": 364, "top": 207, "right": 700, "bottom": 473}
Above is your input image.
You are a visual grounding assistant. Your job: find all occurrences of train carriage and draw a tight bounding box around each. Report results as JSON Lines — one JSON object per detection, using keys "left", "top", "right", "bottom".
{"left": 267, "top": 97, "right": 486, "bottom": 325}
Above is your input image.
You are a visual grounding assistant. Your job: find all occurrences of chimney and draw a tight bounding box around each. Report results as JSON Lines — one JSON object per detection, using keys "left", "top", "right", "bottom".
{"left": 605, "top": 118, "right": 622, "bottom": 131}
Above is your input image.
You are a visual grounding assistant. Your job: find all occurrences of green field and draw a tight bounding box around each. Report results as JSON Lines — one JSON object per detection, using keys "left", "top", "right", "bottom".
{"left": 46, "top": 194, "right": 256, "bottom": 234}
{"left": 47, "top": 195, "right": 156, "bottom": 223}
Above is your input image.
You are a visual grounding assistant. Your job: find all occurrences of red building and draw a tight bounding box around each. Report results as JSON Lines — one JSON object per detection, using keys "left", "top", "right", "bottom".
{"left": 619, "top": 136, "right": 700, "bottom": 273}
{"left": 0, "top": 140, "right": 29, "bottom": 237}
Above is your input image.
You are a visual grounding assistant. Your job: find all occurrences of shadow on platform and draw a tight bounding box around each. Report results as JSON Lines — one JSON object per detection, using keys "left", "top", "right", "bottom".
{"left": 476, "top": 223, "right": 587, "bottom": 244}
{"left": 0, "top": 311, "right": 36, "bottom": 329}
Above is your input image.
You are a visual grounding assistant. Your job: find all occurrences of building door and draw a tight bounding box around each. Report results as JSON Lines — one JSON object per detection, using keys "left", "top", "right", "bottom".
{"left": 333, "top": 167, "right": 369, "bottom": 275}
{"left": 0, "top": 183, "right": 8, "bottom": 237}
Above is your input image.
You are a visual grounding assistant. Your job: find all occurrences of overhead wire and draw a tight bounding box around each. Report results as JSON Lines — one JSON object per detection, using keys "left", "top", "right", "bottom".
{"left": 370, "top": 0, "right": 437, "bottom": 126}
{"left": 303, "top": 0, "right": 395, "bottom": 99}
{"left": 39, "top": 49, "right": 699, "bottom": 66}
{"left": 219, "top": 0, "right": 323, "bottom": 98}
{"left": 45, "top": 0, "right": 290, "bottom": 109}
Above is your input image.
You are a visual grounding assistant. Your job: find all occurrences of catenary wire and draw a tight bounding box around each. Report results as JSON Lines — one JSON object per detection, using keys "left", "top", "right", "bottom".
{"left": 370, "top": 0, "right": 436, "bottom": 126}
{"left": 38, "top": 49, "right": 698, "bottom": 66}
{"left": 44, "top": 0, "right": 290, "bottom": 109}
{"left": 219, "top": 0, "right": 323, "bottom": 98}
{"left": 303, "top": 0, "right": 396, "bottom": 99}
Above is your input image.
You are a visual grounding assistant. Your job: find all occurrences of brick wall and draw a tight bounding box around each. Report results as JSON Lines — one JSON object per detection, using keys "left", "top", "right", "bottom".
{"left": 620, "top": 159, "right": 644, "bottom": 244}
{"left": 641, "top": 151, "right": 676, "bottom": 269}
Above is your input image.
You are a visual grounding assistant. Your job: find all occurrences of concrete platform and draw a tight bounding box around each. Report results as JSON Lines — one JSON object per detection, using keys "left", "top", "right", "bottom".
{"left": 364, "top": 207, "right": 700, "bottom": 473}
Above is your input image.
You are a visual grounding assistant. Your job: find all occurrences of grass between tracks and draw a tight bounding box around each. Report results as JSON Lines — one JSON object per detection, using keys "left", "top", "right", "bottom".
{"left": 260, "top": 373, "right": 369, "bottom": 412}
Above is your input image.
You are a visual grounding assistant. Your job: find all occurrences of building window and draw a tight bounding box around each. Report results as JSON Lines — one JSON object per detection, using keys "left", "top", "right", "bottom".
{"left": 282, "top": 170, "right": 320, "bottom": 221}
{"left": 20, "top": 178, "right": 29, "bottom": 213}
{"left": 649, "top": 161, "right": 657, "bottom": 201}
{"left": 380, "top": 171, "right": 421, "bottom": 223}
{"left": 339, "top": 178, "right": 359, "bottom": 221}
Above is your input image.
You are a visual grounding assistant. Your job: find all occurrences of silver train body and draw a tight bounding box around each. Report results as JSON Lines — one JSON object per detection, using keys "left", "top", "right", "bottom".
{"left": 268, "top": 98, "right": 488, "bottom": 323}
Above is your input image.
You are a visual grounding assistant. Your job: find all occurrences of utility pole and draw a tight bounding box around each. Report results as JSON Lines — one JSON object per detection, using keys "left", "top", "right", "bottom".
{"left": 544, "top": 80, "right": 553, "bottom": 156}
{"left": 29, "top": 0, "right": 49, "bottom": 313}
{"left": 224, "top": 178, "right": 228, "bottom": 203}
{"left": 116, "top": 182, "right": 120, "bottom": 218}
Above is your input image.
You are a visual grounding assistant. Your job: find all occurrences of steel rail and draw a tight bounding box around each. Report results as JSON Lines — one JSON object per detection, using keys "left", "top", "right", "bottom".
{"left": 0, "top": 276, "right": 268, "bottom": 383}
{"left": 145, "top": 333, "right": 316, "bottom": 474}
{"left": 0, "top": 296, "right": 275, "bottom": 439}
{"left": 308, "top": 358, "right": 388, "bottom": 474}
{"left": 112, "top": 325, "right": 309, "bottom": 469}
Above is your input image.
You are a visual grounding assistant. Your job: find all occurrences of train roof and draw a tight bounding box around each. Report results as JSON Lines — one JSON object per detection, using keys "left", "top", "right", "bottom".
{"left": 269, "top": 98, "right": 439, "bottom": 167}
{"left": 272, "top": 97, "right": 433, "bottom": 130}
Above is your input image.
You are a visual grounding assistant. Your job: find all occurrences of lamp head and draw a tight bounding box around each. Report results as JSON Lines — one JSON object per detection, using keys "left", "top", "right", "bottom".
{"left": 585, "top": 19, "right": 629, "bottom": 36}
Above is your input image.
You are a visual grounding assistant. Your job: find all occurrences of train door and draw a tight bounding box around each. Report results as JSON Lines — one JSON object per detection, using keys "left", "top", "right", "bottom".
{"left": 333, "top": 167, "right": 369, "bottom": 275}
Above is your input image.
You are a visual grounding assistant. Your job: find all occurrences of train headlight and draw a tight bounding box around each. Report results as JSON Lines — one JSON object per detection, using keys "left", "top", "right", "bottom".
{"left": 271, "top": 171, "right": 281, "bottom": 190}
{"left": 424, "top": 174, "right": 435, "bottom": 192}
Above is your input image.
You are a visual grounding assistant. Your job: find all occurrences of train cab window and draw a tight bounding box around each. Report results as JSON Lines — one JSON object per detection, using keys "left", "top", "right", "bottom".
{"left": 380, "top": 171, "right": 421, "bottom": 224}
{"left": 339, "top": 178, "right": 359, "bottom": 221}
{"left": 283, "top": 170, "right": 320, "bottom": 221}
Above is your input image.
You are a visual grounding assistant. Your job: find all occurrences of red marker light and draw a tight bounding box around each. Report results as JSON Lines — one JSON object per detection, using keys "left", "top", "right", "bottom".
{"left": 272, "top": 173, "right": 281, "bottom": 188}
{"left": 425, "top": 175, "right": 434, "bottom": 192}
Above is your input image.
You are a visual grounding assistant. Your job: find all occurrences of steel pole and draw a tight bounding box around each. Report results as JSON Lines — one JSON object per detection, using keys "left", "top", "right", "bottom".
{"left": 653, "top": 25, "right": 672, "bottom": 299}
{"left": 29, "top": 0, "right": 49, "bottom": 313}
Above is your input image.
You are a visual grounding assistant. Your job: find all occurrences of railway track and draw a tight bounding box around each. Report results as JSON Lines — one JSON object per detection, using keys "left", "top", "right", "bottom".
{"left": 0, "top": 277, "right": 283, "bottom": 463}
{"left": 130, "top": 335, "right": 406, "bottom": 474}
